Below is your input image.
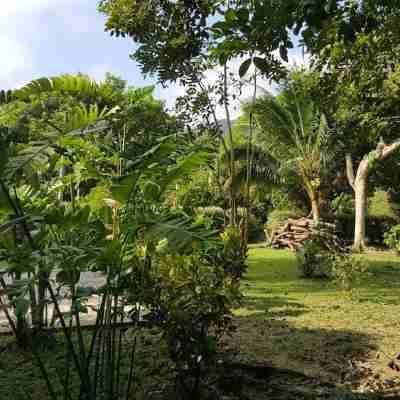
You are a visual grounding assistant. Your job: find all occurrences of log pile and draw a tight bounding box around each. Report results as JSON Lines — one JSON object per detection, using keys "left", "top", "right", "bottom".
{"left": 266, "top": 218, "right": 343, "bottom": 251}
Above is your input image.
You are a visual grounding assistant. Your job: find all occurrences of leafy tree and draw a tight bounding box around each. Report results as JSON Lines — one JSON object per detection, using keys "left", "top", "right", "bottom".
{"left": 299, "top": 0, "right": 400, "bottom": 250}
{"left": 97, "top": 0, "right": 316, "bottom": 232}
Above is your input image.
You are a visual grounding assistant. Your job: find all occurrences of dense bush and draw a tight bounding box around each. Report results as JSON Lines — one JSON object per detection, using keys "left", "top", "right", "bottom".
{"left": 269, "top": 188, "right": 304, "bottom": 211}
{"left": 219, "top": 225, "right": 247, "bottom": 280}
{"left": 384, "top": 224, "right": 400, "bottom": 253}
{"left": 331, "top": 254, "right": 368, "bottom": 295}
{"left": 155, "top": 253, "right": 240, "bottom": 398}
{"left": 368, "top": 190, "right": 399, "bottom": 220}
{"left": 174, "top": 170, "right": 223, "bottom": 212}
{"left": 235, "top": 208, "right": 264, "bottom": 243}
{"left": 297, "top": 239, "right": 368, "bottom": 295}
{"left": 296, "top": 238, "right": 333, "bottom": 278}
{"left": 247, "top": 214, "right": 265, "bottom": 242}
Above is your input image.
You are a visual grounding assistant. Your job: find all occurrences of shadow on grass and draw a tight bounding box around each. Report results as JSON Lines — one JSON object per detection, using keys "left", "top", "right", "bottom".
{"left": 239, "top": 295, "right": 308, "bottom": 319}
{"left": 228, "top": 248, "right": 400, "bottom": 398}
{"left": 229, "top": 313, "right": 381, "bottom": 399}
{"left": 357, "top": 259, "right": 400, "bottom": 305}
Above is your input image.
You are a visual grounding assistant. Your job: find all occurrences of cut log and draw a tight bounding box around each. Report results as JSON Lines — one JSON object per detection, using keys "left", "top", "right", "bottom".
{"left": 267, "top": 217, "right": 343, "bottom": 251}
{"left": 287, "top": 218, "right": 310, "bottom": 227}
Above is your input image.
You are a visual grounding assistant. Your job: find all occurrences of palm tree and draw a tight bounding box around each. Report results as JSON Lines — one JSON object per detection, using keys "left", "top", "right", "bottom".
{"left": 252, "top": 79, "right": 332, "bottom": 223}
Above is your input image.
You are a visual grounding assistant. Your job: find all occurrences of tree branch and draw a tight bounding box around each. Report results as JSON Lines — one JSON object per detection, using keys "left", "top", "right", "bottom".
{"left": 345, "top": 154, "right": 356, "bottom": 191}
{"left": 380, "top": 138, "right": 400, "bottom": 160}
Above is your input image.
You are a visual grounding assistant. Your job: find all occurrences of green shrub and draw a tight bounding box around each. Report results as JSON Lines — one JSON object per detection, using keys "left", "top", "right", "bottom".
{"left": 332, "top": 193, "right": 354, "bottom": 218}
{"left": 247, "top": 215, "right": 264, "bottom": 242}
{"left": 384, "top": 224, "right": 400, "bottom": 253}
{"left": 269, "top": 187, "right": 304, "bottom": 211}
{"left": 220, "top": 225, "right": 247, "bottom": 280}
{"left": 331, "top": 254, "right": 368, "bottom": 296}
{"left": 368, "top": 190, "right": 399, "bottom": 220}
{"left": 296, "top": 238, "right": 333, "bottom": 278}
{"left": 156, "top": 253, "right": 240, "bottom": 397}
{"left": 296, "top": 240, "right": 368, "bottom": 296}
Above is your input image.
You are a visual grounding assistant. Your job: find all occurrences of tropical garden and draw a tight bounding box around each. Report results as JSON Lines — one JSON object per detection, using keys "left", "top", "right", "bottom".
{"left": 1, "top": 1, "right": 400, "bottom": 399}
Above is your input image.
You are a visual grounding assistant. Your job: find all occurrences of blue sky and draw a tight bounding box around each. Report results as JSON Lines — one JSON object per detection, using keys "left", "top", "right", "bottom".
{"left": 0, "top": 1, "right": 178, "bottom": 102}
{"left": 1, "top": 1, "right": 308, "bottom": 116}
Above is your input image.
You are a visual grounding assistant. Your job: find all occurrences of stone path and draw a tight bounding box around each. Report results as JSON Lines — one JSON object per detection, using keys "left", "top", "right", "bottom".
{"left": 0, "top": 272, "right": 106, "bottom": 333}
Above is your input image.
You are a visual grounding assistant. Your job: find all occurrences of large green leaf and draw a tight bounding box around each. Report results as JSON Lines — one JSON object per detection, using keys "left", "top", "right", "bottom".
{"left": 159, "top": 150, "right": 212, "bottom": 193}
{"left": 62, "top": 103, "right": 117, "bottom": 133}
{"left": 111, "top": 174, "right": 137, "bottom": 204}
{"left": 142, "top": 214, "right": 219, "bottom": 252}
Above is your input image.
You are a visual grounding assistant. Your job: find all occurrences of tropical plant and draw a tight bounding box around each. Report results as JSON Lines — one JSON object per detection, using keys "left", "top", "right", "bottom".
{"left": 331, "top": 254, "right": 368, "bottom": 298}
{"left": 296, "top": 238, "right": 333, "bottom": 279}
{"left": 253, "top": 72, "right": 333, "bottom": 222}
{"left": 299, "top": 1, "right": 400, "bottom": 251}
{"left": 220, "top": 143, "right": 278, "bottom": 197}
{"left": 384, "top": 225, "right": 400, "bottom": 254}
{"left": 0, "top": 72, "right": 240, "bottom": 399}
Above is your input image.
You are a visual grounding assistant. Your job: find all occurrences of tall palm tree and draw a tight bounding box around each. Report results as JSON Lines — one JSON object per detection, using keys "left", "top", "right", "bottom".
{"left": 252, "top": 80, "right": 332, "bottom": 223}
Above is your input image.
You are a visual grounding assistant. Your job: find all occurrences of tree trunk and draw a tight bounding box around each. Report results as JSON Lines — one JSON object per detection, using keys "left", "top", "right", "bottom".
{"left": 346, "top": 155, "right": 369, "bottom": 251}
{"left": 353, "top": 172, "right": 368, "bottom": 251}
{"left": 346, "top": 138, "right": 400, "bottom": 251}
{"left": 310, "top": 192, "right": 320, "bottom": 223}
{"left": 306, "top": 187, "right": 320, "bottom": 223}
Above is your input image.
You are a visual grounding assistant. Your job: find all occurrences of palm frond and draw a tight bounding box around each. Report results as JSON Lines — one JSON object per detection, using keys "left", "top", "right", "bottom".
{"left": 15, "top": 75, "right": 100, "bottom": 100}
{"left": 62, "top": 103, "right": 117, "bottom": 133}
{"left": 228, "top": 164, "right": 278, "bottom": 192}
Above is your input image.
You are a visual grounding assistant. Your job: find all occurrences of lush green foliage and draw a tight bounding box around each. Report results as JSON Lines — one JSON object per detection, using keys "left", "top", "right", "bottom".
{"left": 2, "top": 1, "right": 400, "bottom": 397}
{"left": 296, "top": 239, "right": 369, "bottom": 296}
{"left": 331, "top": 254, "right": 369, "bottom": 296}
{"left": 384, "top": 225, "right": 400, "bottom": 253}
{"left": 252, "top": 71, "right": 334, "bottom": 221}
{"left": 296, "top": 238, "right": 333, "bottom": 279}
{"left": 0, "top": 73, "right": 245, "bottom": 399}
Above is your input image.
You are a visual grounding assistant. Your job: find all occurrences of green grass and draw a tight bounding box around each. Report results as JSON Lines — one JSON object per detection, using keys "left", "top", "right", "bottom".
{"left": 232, "top": 247, "right": 400, "bottom": 392}
{"left": 1, "top": 249, "right": 400, "bottom": 398}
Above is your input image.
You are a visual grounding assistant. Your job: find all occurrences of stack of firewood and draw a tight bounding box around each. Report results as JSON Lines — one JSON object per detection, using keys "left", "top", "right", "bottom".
{"left": 266, "top": 217, "right": 343, "bottom": 251}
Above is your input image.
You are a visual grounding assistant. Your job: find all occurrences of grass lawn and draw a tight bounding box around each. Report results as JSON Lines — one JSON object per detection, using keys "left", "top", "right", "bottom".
{"left": 1, "top": 248, "right": 399, "bottom": 399}
{"left": 232, "top": 247, "right": 400, "bottom": 394}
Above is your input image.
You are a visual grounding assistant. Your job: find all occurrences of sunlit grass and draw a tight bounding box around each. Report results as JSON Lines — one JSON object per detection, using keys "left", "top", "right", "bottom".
{"left": 233, "top": 247, "right": 400, "bottom": 389}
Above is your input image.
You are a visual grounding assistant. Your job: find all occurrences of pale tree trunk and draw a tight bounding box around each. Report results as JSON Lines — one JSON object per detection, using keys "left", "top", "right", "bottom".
{"left": 351, "top": 159, "right": 369, "bottom": 251}
{"left": 310, "top": 191, "right": 320, "bottom": 223}
{"left": 346, "top": 138, "right": 400, "bottom": 252}
{"left": 305, "top": 186, "right": 320, "bottom": 223}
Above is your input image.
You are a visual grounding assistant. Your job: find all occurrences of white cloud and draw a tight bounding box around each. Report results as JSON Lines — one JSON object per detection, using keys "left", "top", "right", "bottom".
{"left": 0, "top": 36, "right": 33, "bottom": 88}
{"left": 0, "top": 0, "right": 94, "bottom": 89}
{"left": 0, "top": 0, "right": 81, "bottom": 17}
